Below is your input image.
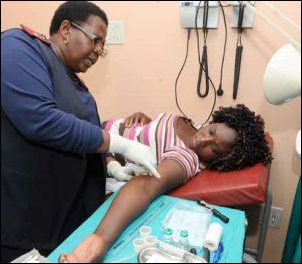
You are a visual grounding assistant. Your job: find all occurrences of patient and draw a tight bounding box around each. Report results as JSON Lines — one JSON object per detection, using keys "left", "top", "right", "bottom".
{"left": 59, "top": 104, "right": 272, "bottom": 263}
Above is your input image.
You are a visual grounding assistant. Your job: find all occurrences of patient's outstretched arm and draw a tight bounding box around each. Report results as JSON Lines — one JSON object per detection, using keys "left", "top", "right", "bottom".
{"left": 59, "top": 159, "right": 186, "bottom": 263}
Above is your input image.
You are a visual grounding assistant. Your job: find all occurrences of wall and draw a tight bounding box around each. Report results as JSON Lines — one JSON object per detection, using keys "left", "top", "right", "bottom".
{"left": 1, "top": 1, "right": 301, "bottom": 262}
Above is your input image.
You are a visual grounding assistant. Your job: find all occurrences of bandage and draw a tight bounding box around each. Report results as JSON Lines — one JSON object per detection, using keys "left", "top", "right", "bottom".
{"left": 203, "top": 223, "right": 223, "bottom": 251}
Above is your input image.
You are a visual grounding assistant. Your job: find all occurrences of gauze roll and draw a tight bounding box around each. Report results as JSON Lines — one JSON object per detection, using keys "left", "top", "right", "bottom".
{"left": 203, "top": 223, "right": 223, "bottom": 251}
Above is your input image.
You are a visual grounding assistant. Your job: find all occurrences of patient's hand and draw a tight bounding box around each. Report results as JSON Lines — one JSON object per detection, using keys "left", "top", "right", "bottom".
{"left": 123, "top": 112, "right": 152, "bottom": 127}
{"left": 59, "top": 233, "right": 107, "bottom": 263}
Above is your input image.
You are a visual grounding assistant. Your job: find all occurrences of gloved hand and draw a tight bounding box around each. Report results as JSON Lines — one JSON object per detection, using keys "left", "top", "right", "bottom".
{"left": 108, "top": 132, "right": 161, "bottom": 178}
{"left": 107, "top": 161, "right": 147, "bottom": 181}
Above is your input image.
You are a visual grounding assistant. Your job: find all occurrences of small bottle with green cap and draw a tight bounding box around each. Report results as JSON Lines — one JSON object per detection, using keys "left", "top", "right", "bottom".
{"left": 178, "top": 230, "right": 190, "bottom": 251}
{"left": 163, "top": 228, "right": 174, "bottom": 245}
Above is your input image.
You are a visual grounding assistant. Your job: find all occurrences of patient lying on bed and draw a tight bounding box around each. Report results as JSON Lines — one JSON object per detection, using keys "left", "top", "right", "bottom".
{"left": 59, "top": 104, "right": 272, "bottom": 263}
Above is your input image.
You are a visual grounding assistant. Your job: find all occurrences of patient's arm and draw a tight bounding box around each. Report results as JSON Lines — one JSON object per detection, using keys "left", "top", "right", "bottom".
{"left": 59, "top": 159, "right": 186, "bottom": 263}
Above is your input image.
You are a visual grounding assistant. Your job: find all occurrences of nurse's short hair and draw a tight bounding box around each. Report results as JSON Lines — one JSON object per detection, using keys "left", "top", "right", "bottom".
{"left": 50, "top": 1, "right": 108, "bottom": 35}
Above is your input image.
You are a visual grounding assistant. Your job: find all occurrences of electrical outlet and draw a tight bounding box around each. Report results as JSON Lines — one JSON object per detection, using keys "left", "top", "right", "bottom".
{"left": 106, "top": 20, "right": 124, "bottom": 45}
{"left": 258, "top": 205, "right": 284, "bottom": 229}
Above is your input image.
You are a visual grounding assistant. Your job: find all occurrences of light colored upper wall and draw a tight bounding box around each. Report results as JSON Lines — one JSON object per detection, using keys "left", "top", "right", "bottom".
{"left": 1, "top": 1, "right": 301, "bottom": 262}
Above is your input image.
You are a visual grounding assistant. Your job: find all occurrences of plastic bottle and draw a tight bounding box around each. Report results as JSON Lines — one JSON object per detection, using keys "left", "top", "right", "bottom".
{"left": 163, "top": 228, "right": 174, "bottom": 245}
{"left": 178, "top": 230, "right": 190, "bottom": 252}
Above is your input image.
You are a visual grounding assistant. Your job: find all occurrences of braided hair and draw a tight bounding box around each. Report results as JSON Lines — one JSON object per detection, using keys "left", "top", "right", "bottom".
{"left": 207, "top": 104, "right": 273, "bottom": 172}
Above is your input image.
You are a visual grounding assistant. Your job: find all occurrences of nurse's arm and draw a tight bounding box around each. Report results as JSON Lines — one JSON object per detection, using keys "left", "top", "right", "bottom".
{"left": 96, "top": 130, "right": 111, "bottom": 153}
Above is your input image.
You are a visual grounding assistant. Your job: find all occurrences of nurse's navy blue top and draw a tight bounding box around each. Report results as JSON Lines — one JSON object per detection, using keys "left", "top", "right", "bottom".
{"left": 1, "top": 29, "right": 103, "bottom": 154}
{"left": 1, "top": 28, "right": 108, "bottom": 251}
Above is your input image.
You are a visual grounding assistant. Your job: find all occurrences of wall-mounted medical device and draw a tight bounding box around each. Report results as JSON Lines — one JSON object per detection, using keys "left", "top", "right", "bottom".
{"left": 179, "top": 1, "right": 220, "bottom": 29}
{"left": 230, "top": 1, "right": 255, "bottom": 28}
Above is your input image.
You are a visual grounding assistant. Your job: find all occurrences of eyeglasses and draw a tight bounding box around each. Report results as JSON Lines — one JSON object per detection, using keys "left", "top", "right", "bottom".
{"left": 69, "top": 21, "right": 107, "bottom": 57}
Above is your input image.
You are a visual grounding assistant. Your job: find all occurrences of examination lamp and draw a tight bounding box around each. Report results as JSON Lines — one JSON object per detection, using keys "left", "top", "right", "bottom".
{"left": 246, "top": 1, "right": 301, "bottom": 105}
{"left": 264, "top": 44, "right": 301, "bottom": 105}
{"left": 246, "top": 1, "right": 301, "bottom": 158}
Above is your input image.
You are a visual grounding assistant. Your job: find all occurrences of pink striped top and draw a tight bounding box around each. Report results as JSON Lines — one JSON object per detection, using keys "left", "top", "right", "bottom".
{"left": 105, "top": 113, "right": 205, "bottom": 180}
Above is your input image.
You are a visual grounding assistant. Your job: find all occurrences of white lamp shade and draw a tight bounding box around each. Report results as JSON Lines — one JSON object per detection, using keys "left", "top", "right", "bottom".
{"left": 264, "top": 44, "right": 301, "bottom": 105}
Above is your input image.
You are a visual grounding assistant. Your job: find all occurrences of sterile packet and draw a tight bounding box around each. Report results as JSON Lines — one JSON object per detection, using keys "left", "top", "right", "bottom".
{"left": 162, "top": 201, "right": 212, "bottom": 248}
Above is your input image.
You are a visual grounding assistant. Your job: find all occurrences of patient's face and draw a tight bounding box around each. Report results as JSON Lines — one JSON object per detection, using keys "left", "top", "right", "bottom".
{"left": 192, "top": 123, "right": 237, "bottom": 163}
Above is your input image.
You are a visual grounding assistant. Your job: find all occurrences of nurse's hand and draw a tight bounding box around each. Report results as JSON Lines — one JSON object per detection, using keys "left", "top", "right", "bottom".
{"left": 107, "top": 161, "right": 133, "bottom": 181}
{"left": 107, "top": 161, "right": 147, "bottom": 181}
{"left": 123, "top": 112, "right": 151, "bottom": 127}
{"left": 108, "top": 132, "right": 161, "bottom": 178}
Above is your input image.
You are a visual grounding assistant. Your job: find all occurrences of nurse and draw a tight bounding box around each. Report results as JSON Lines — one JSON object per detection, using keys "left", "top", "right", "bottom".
{"left": 1, "top": 1, "right": 159, "bottom": 262}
